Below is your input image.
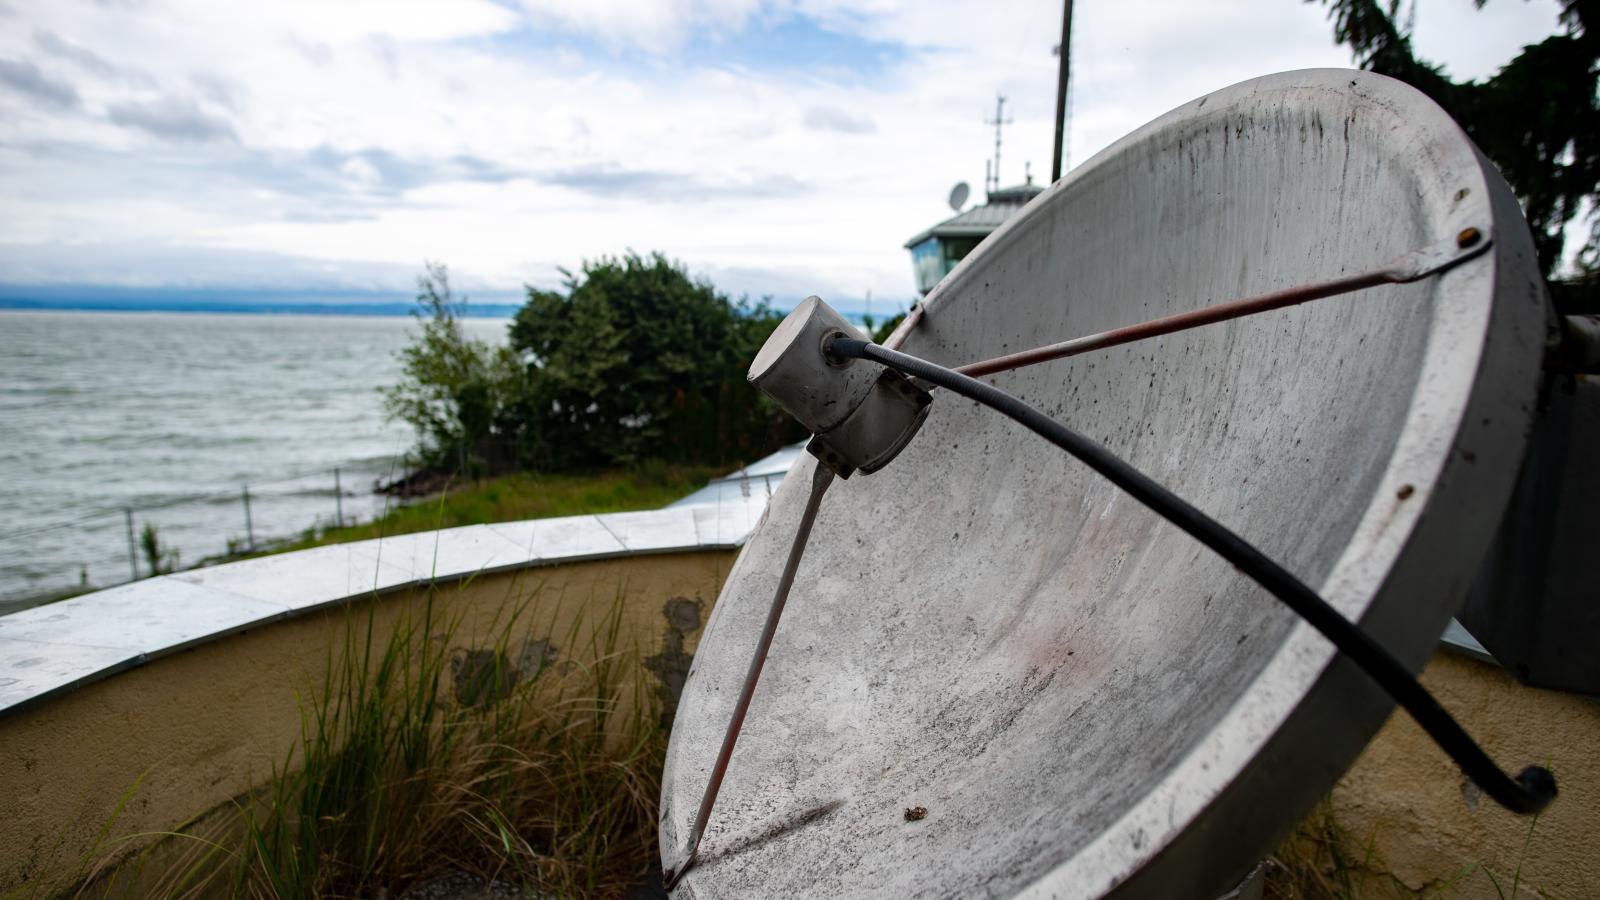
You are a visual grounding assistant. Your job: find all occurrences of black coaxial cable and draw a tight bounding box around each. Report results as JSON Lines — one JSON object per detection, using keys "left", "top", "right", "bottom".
{"left": 827, "top": 336, "right": 1555, "bottom": 815}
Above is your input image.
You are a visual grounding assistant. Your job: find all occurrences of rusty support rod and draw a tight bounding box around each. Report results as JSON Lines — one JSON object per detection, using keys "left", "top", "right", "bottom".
{"left": 881, "top": 301, "right": 924, "bottom": 351}
{"left": 666, "top": 462, "right": 835, "bottom": 891}
{"left": 954, "top": 227, "right": 1492, "bottom": 379}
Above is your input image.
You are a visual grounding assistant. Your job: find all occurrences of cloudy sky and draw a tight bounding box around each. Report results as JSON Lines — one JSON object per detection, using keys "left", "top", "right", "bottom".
{"left": 0, "top": 0, "right": 1568, "bottom": 308}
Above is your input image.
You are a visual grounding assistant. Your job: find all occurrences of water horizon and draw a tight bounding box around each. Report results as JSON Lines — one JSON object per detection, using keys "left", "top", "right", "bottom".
{"left": 0, "top": 309, "right": 511, "bottom": 606}
{"left": 0, "top": 296, "right": 523, "bottom": 319}
{"left": 0, "top": 289, "right": 908, "bottom": 322}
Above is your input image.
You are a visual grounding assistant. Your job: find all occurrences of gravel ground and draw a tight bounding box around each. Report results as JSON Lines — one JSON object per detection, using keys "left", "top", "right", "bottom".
{"left": 397, "top": 868, "right": 668, "bottom": 900}
{"left": 398, "top": 871, "right": 550, "bottom": 900}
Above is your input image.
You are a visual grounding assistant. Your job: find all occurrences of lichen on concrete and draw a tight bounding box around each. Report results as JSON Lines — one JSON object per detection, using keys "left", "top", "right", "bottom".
{"left": 644, "top": 597, "right": 703, "bottom": 727}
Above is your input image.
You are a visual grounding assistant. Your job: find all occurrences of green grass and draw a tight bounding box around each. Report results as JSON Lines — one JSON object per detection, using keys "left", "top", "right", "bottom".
{"left": 7, "top": 464, "right": 716, "bottom": 893}
{"left": 75, "top": 577, "right": 667, "bottom": 900}
{"left": 268, "top": 463, "right": 720, "bottom": 555}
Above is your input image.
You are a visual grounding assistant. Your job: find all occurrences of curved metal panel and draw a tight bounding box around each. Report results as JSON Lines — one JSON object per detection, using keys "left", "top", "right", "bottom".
{"left": 662, "top": 69, "right": 1546, "bottom": 898}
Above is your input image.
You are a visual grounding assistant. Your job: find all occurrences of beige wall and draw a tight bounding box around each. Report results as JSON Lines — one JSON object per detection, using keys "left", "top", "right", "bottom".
{"left": 1299, "top": 651, "right": 1599, "bottom": 898}
{"left": 0, "top": 550, "right": 734, "bottom": 895}
{"left": 4, "top": 553, "right": 1595, "bottom": 898}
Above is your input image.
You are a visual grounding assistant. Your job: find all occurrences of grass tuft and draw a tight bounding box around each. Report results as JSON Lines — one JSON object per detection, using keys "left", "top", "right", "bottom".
{"left": 74, "top": 576, "right": 668, "bottom": 900}
{"left": 272, "top": 464, "right": 719, "bottom": 555}
{"left": 1264, "top": 793, "right": 1550, "bottom": 900}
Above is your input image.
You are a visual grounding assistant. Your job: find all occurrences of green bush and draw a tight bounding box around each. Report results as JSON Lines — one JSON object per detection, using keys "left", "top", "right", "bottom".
{"left": 386, "top": 254, "right": 803, "bottom": 477}
{"left": 382, "top": 263, "right": 524, "bottom": 475}
{"left": 138, "top": 522, "right": 177, "bottom": 576}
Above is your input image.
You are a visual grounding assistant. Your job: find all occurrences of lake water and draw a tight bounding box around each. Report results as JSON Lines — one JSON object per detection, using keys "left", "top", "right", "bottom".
{"left": 0, "top": 310, "right": 510, "bottom": 606}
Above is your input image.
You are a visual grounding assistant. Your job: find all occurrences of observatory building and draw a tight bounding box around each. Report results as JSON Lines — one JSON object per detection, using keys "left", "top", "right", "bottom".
{"left": 904, "top": 179, "right": 1044, "bottom": 295}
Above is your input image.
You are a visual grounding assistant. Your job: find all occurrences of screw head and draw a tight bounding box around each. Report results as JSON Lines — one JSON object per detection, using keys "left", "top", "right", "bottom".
{"left": 1456, "top": 227, "right": 1482, "bottom": 249}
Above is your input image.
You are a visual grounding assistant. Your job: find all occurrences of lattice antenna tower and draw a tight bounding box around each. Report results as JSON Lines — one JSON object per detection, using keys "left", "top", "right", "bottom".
{"left": 986, "top": 94, "right": 1012, "bottom": 195}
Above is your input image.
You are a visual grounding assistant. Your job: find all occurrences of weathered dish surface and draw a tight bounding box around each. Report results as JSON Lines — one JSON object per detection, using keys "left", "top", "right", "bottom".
{"left": 662, "top": 69, "right": 1546, "bottom": 899}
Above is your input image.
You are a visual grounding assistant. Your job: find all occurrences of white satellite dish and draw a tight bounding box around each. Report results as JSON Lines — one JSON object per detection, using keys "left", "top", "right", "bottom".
{"left": 662, "top": 70, "right": 1546, "bottom": 897}
{"left": 948, "top": 181, "right": 970, "bottom": 213}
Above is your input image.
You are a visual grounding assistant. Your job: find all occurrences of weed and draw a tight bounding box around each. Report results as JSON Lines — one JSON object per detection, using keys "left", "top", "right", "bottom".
{"left": 1266, "top": 781, "right": 1552, "bottom": 900}
{"left": 265, "top": 464, "right": 718, "bottom": 557}
{"left": 67, "top": 575, "right": 667, "bottom": 900}
{"left": 244, "top": 582, "right": 659, "bottom": 898}
{"left": 1264, "top": 800, "right": 1475, "bottom": 900}
{"left": 1482, "top": 765, "right": 1553, "bottom": 900}
{"left": 138, "top": 523, "right": 178, "bottom": 577}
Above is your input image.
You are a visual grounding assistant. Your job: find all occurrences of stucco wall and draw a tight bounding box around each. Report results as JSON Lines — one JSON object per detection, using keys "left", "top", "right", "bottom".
{"left": 4, "top": 549, "right": 1594, "bottom": 897}
{"left": 1305, "top": 651, "right": 1599, "bottom": 898}
{"left": 0, "top": 549, "right": 734, "bottom": 894}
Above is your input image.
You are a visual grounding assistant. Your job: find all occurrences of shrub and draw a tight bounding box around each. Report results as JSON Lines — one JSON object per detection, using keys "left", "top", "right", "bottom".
{"left": 509, "top": 252, "right": 799, "bottom": 470}
{"left": 386, "top": 254, "right": 803, "bottom": 477}
{"left": 138, "top": 522, "right": 177, "bottom": 576}
{"left": 78, "top": 581, "right": 666, "bottom": 899}
{"left": 382, "top": 263, "right": 524, "bottom": 476}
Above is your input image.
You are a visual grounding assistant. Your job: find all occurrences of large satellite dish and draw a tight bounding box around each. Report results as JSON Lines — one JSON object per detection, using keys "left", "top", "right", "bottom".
{"left": 662, "top": 70, "right": 1546, "bottom": 897}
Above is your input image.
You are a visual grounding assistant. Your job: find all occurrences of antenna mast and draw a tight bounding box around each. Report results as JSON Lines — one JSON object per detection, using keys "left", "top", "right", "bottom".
{"left": 986, "top": 94, "right": 1012, "bottom": 195}
{"left": 1051, "top": 0, "right": 1075, "bottom": 182}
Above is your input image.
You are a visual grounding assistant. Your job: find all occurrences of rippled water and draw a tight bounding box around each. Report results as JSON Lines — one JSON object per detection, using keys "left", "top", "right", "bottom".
{"left": 0, "top": 310, "right": 509, "bottom": 604}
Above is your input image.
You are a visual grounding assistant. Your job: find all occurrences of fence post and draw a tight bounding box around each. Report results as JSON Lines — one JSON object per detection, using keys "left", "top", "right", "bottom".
{"left": 242, "top": 485, "right": 255, "bottom": 549}
{"left": 334, "top": 467, "right": 343, "bottom": 528}
{"left": 124, "top": 508, "right": 139, "bottom": 581}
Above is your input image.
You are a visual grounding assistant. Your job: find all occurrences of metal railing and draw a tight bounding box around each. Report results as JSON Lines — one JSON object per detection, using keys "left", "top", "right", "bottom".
{"left": 0, "top": 459, "right": 405, "bottom": 611}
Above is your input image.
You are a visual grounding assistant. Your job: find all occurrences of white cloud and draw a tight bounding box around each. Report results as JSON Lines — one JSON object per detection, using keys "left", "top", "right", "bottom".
{"left": 804, "top": 105, "right": 876, "bottom": 134}
{"left": 190, "top": 0, "right": 522, "bottom": 45}
{"left": 0, "top": 0, "right": 1576, "bottom": 302}
{"left": 339, "top": 156, "right": 383, "bottom": 187}
{"left": 0, "top": 58, "right": 80, "bottom": 108}
{"left": 1406, "top": 0, "right": 1567, "bottom": 81}
{"left": 515, "top": 0, "right": 765, "bottom": 50}
{"left": 106, "top": 96, "right": 236, "bottom": 142}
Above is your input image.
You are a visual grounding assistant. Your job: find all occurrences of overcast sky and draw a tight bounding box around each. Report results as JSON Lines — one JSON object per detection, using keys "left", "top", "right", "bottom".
{"left": 0, "top": 0, "right": 1569, "bottom": 307}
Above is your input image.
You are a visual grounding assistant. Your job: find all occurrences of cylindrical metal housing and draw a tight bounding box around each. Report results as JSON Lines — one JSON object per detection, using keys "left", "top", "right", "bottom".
{"left": 805, "top": 371, "right": 931, "bottom": 477}
{"left": 749, "top": 297, "right": 932, "bottom": 477}
{"left": 748, "top": 296, "right": 878, "bottom": 434}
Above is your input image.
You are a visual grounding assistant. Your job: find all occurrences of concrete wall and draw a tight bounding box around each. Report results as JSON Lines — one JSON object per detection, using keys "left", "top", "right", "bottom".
{"left": 1299, "top": 651, "right": 1599, "bottom": 898}
{"left": 0, "top": 549, "right": 733, "bottom": 894}
{"left": 3, "top": 544, "right": 1594, "bottom": 897}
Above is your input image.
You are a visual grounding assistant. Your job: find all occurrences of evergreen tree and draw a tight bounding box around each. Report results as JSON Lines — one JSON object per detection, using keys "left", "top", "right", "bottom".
{"left": 1313, "top": 0, "right": 1599, "bottom": 274}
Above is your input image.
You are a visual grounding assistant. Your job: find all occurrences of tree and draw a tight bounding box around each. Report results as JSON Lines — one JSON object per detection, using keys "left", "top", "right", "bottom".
{"left": 386, "top": 255, "right": 803, "bottom": 478}
{"left": 866, "top": 312, "right": 907, "bottom": 344}
{"left": 383, "top": 263, "right": 523, "bottom": 475}
{"left": 508, "top": 252, "right": 801, "bottom": 470}
{"left": 1313, "top": 0, "right": 1599, "bottom": 275}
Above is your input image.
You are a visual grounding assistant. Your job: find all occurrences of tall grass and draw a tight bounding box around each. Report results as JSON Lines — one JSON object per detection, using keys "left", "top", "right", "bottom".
{"left": 82, "top": 577, "right": 667, "bottom": 900}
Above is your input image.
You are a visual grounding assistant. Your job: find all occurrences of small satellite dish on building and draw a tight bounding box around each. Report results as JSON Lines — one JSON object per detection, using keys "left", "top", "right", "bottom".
{"left": 948, "top": 181, "right": 970, "bottom": 212}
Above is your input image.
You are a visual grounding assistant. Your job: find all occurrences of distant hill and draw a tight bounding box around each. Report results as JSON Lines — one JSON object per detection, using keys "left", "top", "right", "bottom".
{"left": 0, "top": 285, "right": 522, "bottom": 318}
{"left": 0, "top": 284, "right": 905, "bottom": 322}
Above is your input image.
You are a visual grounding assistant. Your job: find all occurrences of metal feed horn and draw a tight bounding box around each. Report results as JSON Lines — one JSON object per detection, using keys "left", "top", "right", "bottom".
{"left": 748, "top": 296, "right": 931, "bottom": 478}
